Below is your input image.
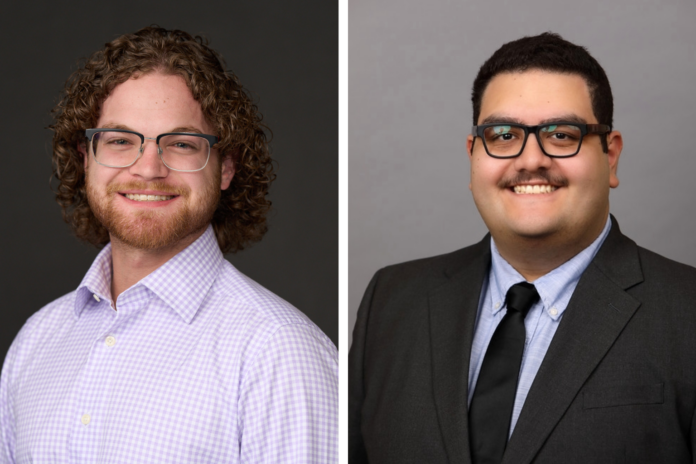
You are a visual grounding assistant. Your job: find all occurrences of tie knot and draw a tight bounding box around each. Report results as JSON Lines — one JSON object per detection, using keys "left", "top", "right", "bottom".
{"left": 505, "top": 282, "right": 539, "bottom": 317}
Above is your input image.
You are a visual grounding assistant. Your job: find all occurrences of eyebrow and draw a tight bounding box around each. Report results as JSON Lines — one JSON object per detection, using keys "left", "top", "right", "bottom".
{"left": 99, "top": 123, "right": 205, "bottom": 134}
{"left": 480, "top": 113, "right": 589, "bottom": 125}
{"left": 100, "top": 123, "right": 132, "bottom": 131}
{"left": 169, "top": 126, "right": 204, "bottom": 134}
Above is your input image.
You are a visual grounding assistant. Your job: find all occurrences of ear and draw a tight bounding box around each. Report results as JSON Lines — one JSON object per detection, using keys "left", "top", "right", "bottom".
{"left": 606, "top": 130, "right": 623, "bottom": 189}
{"left": 466, "top": 134, "right": 475, "bottom": 160}
{"left": 466, "top": 134, "right": 475, "bottom": 191}
{"left": 220, "top": 153, "right": 235, "bottom": 190}
{"left": 78, "top": 142, "right": 89, "bottom": 169}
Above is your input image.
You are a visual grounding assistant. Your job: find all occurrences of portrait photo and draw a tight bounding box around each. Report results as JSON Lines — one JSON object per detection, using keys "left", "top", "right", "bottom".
{"left": 1, "top": 0, "right": 337, "bottom": 356}
{"left": 0, "top": 1, "right": 338, "bottom": 460}
{"left": 350, "top": 0, "right": 696, "bottom": 340}
{"left": 349, "top": 0, "right": 696, "bottom": 462}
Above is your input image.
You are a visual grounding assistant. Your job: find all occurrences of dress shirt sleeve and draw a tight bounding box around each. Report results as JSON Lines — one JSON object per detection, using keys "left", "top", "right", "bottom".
{"left": 238, "top": 322, "right": 338, "bottom": 463}
{"left": 0, "top": 331, "right": 20, "bottom": 464}
{"left": 348, "top": 270, "right": 380, "bottom": 464}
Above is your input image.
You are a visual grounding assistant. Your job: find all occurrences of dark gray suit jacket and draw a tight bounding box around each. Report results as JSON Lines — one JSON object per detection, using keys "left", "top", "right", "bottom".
{"left": 349, "top": 218, "right": 696, "bottom": 463}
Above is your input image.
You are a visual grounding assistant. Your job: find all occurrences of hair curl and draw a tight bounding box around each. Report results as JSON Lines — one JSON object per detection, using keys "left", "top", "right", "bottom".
{"left": 51, "top": 26, "right": 275, "bottom": 253}
{"left": 471, "top": 32, "right": 613, "bottom": 152}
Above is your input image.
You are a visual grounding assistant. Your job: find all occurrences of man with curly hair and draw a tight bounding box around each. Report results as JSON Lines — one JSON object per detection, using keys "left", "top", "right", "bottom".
{"left": 0, "top": 27, "right": 337, "bottom": 462}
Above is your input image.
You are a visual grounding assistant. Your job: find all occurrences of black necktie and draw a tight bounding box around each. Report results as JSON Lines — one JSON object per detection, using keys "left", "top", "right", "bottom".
{"left": 469, "top": 282, "right": 540, "bottom": 464}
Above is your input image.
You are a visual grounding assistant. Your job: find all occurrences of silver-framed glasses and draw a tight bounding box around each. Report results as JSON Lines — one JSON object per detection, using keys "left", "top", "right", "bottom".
{"left": 85, "top": 129, "right": 219, "bottom": 172}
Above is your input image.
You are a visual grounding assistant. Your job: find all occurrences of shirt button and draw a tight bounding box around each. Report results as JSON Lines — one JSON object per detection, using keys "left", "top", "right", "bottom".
{"left": 494, "top": 301, "right": 501, "bottom": 309}
{"left": 550, "top": 307, "right": 558, "bottom": 316}
{"left": 93, "top": 294, "right": 101, "bottom": 302}
{"left": 81, "top": 414, "right": 91, "bottom": 425}
{"left": 105, "top": 336, "right": 116, "bottom": 347}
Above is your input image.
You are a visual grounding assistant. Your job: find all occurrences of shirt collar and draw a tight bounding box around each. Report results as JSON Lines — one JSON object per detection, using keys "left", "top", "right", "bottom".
{"left": 489, "top": 215, "right": 612, "bottom": 320}
{"left": 74, "top": 225, "right": 224, "bottom": 324}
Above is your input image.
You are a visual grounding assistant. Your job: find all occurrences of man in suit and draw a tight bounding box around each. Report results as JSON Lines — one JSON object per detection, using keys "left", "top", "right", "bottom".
{"left": 349, "top": 32, "right": 696, "bottom": 463}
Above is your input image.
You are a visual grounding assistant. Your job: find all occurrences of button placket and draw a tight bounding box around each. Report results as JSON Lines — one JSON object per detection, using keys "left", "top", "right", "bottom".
{"left": 72, "top": 308, "right": 121, "bottom": 448}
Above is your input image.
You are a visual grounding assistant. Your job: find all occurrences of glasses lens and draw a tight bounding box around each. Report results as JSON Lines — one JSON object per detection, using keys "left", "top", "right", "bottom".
{"left": 93, "top": 131, "right": 141, "bottom": 167}
{"left": 159, "top": 134, "right": 210, "bottom": 171}
{"left": 482, "top": 125, "right": 526, "bottom": 157}
{"left": 539, "top": 124, "right": 582, "bottom": 156}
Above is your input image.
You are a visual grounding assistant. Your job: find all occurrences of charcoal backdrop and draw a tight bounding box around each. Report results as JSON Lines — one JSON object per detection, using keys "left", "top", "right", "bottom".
{"left": 0, "top": 0, "right": 338, "bottom": 362}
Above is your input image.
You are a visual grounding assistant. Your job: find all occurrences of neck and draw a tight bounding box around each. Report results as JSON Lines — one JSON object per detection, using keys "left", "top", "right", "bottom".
{"left": 493, "top": 218, "right": 607, "bottom": 282}
{"left": 109, "top": 227, "right": 207, "bottom": 307}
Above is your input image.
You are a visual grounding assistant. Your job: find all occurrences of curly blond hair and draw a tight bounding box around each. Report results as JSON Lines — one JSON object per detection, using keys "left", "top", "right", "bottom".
{"left": 51, "top": 26, "right": 275, "bottom": 253}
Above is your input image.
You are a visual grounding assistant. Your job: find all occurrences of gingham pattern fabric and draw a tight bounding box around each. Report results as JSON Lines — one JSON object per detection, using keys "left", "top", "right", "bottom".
{"left": 0, "top": 226, "right": 338, "bottom": 463}
{"left": 468, "top": 216, "right": 611, "bottom": 437}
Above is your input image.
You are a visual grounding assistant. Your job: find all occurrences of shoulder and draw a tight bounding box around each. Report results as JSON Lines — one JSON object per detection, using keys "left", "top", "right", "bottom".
{"left": 209, "top": 260, "right": 336, "bottom": 359}
{"left": 352, "top": 238, "right": 490, "bottom": 349}
{"left": 10, "top": 291, "right": 77, "bottom": 345}
{"left": 366, "top": 237, "right": 490, "bottom": 299}
{"left": 2, "top": 291, "right": 77, "bottom": 378}
{"left": 634, "top": 245, "right": 696, "bottom": 301}
{"left": 599, "top": 225, "right": 696, "bottom": 306}
{"left": 636, "top": 245, "right": 696, "bottom": 282}
{"left": 375, "top": 235, "right": 490, "bottom": 285}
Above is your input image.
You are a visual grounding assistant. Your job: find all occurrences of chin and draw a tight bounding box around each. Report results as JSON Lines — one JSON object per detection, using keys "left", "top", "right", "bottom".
{"left": 110, "top": 212, "right": 204, "bottom": 250}
{"left": 502, "top": 218, "right": 563, "bottom": 241}
{"left": 90, "top": 195, "right": 218, "bottom": 251}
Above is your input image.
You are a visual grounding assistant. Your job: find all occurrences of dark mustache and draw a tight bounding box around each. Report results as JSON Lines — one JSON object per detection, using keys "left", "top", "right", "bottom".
{"left": 497, "top": 171, "right": 568, "bottom": 189}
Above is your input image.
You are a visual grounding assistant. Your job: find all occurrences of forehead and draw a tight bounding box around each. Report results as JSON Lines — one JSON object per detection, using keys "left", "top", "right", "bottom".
{"left": 478, "top": 71, "right": 595, "bottom": 124}
{"left": 98, "top": 73, "right": 211, "bottom": 133}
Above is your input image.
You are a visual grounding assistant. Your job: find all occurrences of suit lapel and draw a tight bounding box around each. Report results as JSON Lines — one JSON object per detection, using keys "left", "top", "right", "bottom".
{"left": 428, "top": 236, "right": 490, "bottom": 464}
{"left": 502, "top": 219, "right": 644, "bottom": 464}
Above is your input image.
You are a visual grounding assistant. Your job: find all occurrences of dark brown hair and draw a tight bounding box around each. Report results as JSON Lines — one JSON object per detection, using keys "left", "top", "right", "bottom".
{"left": 471, "top": 32, "right": 613, "bottom": 152}
{"left": 51, "top": 26, "right": 275, "bottom": 253}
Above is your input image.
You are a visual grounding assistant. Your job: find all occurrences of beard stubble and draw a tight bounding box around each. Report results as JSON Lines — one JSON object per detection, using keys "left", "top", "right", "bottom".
{"left": 86, "top": 171, "right": 221, "bottom": 251}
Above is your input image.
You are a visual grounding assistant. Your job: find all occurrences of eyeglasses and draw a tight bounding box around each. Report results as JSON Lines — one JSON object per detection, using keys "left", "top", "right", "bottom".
{"left": 471, "top": 122, "right": 610, "bottom": 158}
{"left": 85, "top": 129, "right": 219, "bottom": 172}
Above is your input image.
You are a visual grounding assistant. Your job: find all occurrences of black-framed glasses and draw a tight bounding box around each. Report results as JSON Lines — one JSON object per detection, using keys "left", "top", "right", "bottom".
{"left": 471, "top": 122, "right": 610, "bottom": 158}
{"left": 85, "top": 129, "right": 219, "bottom": 172}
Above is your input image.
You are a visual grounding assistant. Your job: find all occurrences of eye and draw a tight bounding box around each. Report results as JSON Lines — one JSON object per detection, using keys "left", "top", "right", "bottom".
{"left": 491, "top": 125, "right": 515, "bottom": 140}
{"left": 541, "top": 124, "right": 581, "bottom": 141}
{"left": 160, "top": 135, "right": 206, "bottom": 155}
{"left": 173, "top": 141, "right": 194, "bottom": 150}
{"left": 97, "top": 132, "right": 140, "bottom": 147}
{"left": 108, "top": 138, "right": 132, "bottom": 145}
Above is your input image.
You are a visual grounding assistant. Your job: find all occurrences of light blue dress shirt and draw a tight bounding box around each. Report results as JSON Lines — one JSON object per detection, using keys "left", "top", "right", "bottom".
{"left": 467, "top": 216, "right": 612, "bottom": 437}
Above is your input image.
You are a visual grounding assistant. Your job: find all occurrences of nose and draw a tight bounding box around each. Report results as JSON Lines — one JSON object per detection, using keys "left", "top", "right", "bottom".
{"left": 127, "top": 138, "right": 169, "bottom": 179}
{"left": 513, "top": 132, "right": 553, "bottom": 171}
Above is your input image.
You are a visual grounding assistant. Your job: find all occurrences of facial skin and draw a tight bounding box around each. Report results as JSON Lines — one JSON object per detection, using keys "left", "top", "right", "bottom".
{"left": 466, "top": 70, "right": 623, "bottom": 280}
{"left": 81, "top": 72, "right": 235, "bottom": 253}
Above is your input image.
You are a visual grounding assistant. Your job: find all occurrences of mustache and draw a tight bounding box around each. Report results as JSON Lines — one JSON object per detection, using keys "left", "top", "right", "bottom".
{"left": 106, "top": 181, "right": 190, "bottom": 197}
{"left": 497, "top": 171, "right": 568, "bottom": 189}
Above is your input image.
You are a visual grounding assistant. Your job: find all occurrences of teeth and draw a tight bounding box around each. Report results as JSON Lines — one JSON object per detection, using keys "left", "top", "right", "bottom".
{"left": 513, "top": 185, "right": 557, "bottom": 194}
{"left": 124, "top": 194, "right": 175, "bottom": 201}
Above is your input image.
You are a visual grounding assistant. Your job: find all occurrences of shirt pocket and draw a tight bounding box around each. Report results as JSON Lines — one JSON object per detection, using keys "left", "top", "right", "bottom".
{"left": 582, "top": 383, "right": 664, "bottom": 409}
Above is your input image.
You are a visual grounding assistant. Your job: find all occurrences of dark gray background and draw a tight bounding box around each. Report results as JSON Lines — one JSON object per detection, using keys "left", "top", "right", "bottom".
{"left": 350, "top": 0, "right": 696, "bottom": 342}
{"left": 0, "top": 0, "right": 337, "bottom": 361}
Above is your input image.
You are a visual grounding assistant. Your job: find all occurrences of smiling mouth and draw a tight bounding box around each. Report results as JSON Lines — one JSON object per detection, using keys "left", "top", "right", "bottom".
{"left": 123, "top": 193, "right": 177, "bottom": 202}
{"left": 513, "top": 185, "right": 558, "bottom": 194}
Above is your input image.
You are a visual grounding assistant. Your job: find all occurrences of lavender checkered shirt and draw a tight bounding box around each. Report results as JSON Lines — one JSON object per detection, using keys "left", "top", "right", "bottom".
{"left": 0, "top": 226, "right": 338, "bottom": 463}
